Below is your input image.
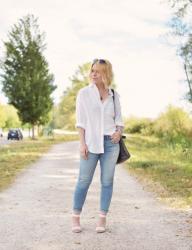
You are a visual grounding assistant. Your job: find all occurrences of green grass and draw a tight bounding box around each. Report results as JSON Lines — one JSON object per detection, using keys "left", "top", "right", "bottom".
{"left": 125, "top": 134, "right": 192, "bottom": 209}
{"left": 1, "top": 133, "right": 191, "bottom": 209}
{"left": 0, "top": 134, "right": 78, "bottom": 191}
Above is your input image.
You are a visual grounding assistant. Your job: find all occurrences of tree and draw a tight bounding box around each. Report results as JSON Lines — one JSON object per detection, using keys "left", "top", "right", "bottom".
{"left": 168, "top": 0, "right": 192, "bottom": 17}
{"left": 168, "top": 1, "right": 192, "bottom": 104}
{"left": 182, "top": 39, "right": 192, "bottom": 102}
{"left": 0, "top": 104, "right": 21, "bottom": 129}
{"left": 3, "top": 105, "right": 21, "bottom": 129}
{"left": 153, "top": 105, "right": 192, "bottom": 142}
{"left": 0, "top": 104, "right": 6, "bottom": 128}
{"left": 0, "top": 14, "right": 56, "bottom": 138}
{"left": 56, "top": 63, "right": 91, "bottom": 130}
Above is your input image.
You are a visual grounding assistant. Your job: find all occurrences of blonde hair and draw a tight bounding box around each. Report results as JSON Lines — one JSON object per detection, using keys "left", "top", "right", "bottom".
{"left": 89, "top": 59, "right": 114, "bottom": 88}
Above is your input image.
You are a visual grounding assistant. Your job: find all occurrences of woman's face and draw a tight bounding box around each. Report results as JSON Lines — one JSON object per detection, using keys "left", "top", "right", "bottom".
{"left": 90, "top": 64, "right": 103, "bottom": 84}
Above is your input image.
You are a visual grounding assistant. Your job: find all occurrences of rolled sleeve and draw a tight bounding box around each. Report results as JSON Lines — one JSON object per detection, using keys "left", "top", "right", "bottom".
{"left": 75, "top": 91, "right": 86, "bottom": 129}
{"left": 114, "top": 91, "right": 124, "bottom": 127}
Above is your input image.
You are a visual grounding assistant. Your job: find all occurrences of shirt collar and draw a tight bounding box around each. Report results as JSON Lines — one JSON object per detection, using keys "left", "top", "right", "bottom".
{"left": 89, "top": 82, "right": 114, "bottom": 96}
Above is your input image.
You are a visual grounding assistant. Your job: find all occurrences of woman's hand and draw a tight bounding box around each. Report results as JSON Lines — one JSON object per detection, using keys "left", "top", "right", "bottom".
{"left": 80, "top": 143, "right": 88, "bottom": 160}
{"left": 110, "top": 131, "right": 121, "bottom": 144}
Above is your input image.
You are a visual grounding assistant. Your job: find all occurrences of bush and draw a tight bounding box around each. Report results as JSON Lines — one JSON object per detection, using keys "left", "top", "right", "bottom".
{"left": 153, "top": 105, "right": 192, "bottom": 144}
{"left": 124, "top": 116, "right": 154, "bottom": 135}
{"left": 0, "top": 104, "right": 21, "bottom": 129}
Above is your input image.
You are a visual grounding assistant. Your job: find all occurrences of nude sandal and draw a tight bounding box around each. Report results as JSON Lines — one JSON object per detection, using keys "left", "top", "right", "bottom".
{"left": 96, "top": 214, "right": 106, "bottom": 233}
{"left": 72, "top": 214, "right": 82, "bottom": 233}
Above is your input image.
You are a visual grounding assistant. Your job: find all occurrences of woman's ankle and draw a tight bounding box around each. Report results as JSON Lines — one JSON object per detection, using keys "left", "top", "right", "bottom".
{"left": 72, "top": 214, "right": 81, "bottom": 227}
{"left": 73, "top": 209, "right": 81, "bottom": 216}
{"left": 100, "top": 210, "right": 107, "bottom": 216}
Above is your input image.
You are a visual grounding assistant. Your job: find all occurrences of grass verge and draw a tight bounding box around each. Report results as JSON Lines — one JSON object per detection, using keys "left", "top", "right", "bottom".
{"left": 0, "top": 134, "right": 78, "bottom": 191}
{"left": 125, "top": 134, "right": 192, "bottom": 209}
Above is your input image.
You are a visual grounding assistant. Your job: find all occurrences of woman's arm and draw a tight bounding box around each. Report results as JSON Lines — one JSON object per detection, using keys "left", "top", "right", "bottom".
{"left": 76, "top": 91, "right": 88, "bottom": 159}
{"left": 114, "top": 91, "right": 124, "bottom": 128}
{"left": 78, "top": 127, "right": 86, "bottom": 145}
{"left": 111, "top": 91, "right": 124, "bottom": 143}
{"left": 77, "top": 128, "right": 88, "bottom": 160}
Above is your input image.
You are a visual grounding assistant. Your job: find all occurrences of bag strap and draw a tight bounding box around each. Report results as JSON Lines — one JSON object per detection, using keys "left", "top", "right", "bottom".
{"left": 111, "top": 89, "right": 116, "bottom": 114}
{"left": 111, "top": 89, "right": 126, "bottom": 139}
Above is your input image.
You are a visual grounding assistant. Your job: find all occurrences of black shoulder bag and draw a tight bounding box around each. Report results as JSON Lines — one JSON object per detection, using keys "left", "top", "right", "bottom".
{"left": 111, "top": 89, "right": 131, "bottom": 164}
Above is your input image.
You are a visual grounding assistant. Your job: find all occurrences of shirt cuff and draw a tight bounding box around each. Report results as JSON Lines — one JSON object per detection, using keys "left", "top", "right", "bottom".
{"left": 76, "top": 123, "right": 85, "bottom": 129}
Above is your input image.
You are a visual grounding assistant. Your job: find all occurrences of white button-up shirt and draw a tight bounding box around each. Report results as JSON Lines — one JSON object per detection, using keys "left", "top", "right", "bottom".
{"left": 75, "top": 83, "right": 124, "bottom": 154}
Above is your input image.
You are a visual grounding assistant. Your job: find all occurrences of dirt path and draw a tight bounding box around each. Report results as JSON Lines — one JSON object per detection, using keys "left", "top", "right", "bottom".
{"left": 0, "top": 141, "right": 191, "bottom": 250}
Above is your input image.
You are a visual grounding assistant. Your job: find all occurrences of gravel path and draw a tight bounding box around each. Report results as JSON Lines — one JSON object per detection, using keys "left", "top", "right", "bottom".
{"left": 0, "top": 141, "right": 191, "bottom": 250}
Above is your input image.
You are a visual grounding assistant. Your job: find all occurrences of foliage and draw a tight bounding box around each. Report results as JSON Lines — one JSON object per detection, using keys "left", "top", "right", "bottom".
{"left": 0, "top": 104, "right": 6, "bottom": 128}
{"left": 168, "top": 0, "right": 192, "bottom": 17}
{"left": 0, "top": 104, "right": 21, "bottom": 129}
{"left": 153, "top": 105, "right": 192, "bottom": 143}
{"left": 0, "top": 14, "right": 56, "bottom": 137}
{"left": 124, "top": 105, "right": 192, "bottom": 146}
{"left": 55, "top": 63, "right": 91, "bottom": 130}
{"left": 168, "top": 0, "right": 192, "bottom": 103}
{"left": 3, "top": 105, "right": 21, "bottom": 129}
{"left": 124, "top": 116, "right": 154, "bottom": 135}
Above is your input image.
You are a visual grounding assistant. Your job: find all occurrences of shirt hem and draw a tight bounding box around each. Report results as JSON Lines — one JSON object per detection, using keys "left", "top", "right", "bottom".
{"left": 76, "top": 123, "right": 85, "bottom": 129}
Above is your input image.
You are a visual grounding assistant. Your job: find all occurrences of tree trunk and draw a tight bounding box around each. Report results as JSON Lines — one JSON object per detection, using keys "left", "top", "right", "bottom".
{"left": 184, "top": 63, "right": 192, "bottom": 102}
{"left": 37, "top": 125, "right": 40, "bottom": 137}
{"left": 32, "top": 125, "right": 35, "bottom": 139}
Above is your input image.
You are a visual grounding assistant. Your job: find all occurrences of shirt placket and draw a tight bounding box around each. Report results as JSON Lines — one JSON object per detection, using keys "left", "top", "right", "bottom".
{"left": 101, "top": 95, "right": 111, "bottom": 152}
{"left": 92, "top": 84, "right": 105, "bottom": 153}
{"left": 100, "top": 102, "right": 104, "bottom": 153}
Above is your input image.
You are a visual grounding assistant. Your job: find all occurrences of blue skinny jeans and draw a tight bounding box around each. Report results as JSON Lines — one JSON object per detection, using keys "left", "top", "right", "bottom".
{"left": 73, "top": 135, "right": 120, "bottom": 214}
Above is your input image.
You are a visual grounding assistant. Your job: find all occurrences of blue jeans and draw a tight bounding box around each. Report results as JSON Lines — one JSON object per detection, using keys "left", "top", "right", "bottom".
{"left": 73, "top": 135, "right": 120, "bottom": 214}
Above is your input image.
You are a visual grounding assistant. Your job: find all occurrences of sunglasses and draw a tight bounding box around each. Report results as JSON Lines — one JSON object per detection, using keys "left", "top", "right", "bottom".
{"left": 92, "top": 59, "right": 106, "bottom": 64}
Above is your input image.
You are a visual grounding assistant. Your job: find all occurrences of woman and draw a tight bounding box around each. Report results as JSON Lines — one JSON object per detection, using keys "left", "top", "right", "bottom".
{"left": 72, "top": 58, "right": 124, "bottom": 233}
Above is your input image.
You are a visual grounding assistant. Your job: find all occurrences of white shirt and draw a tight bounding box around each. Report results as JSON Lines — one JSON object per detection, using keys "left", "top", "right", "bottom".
{"left": 75, "top": 83, "right": 124, "bottom": 154}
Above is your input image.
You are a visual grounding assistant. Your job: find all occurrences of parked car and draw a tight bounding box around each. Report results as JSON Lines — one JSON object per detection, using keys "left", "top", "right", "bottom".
{"left": 7, "top": 129, "right": 23, "bottom": 140}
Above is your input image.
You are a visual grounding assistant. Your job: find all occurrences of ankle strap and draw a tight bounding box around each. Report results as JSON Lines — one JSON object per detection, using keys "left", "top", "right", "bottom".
{"left": 99, "top": 214, "right": 106, "bottom": 217}
{"left": 72, "top": 214, "right": 80, "bottom": 217}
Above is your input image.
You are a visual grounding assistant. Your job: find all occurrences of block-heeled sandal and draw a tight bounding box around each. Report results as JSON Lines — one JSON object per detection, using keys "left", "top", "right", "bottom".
{"left": 96, "top": 214, "right": 106, "bottom": 233}
{"left": 72, "top": 214, "right": 82, "bottom": 233}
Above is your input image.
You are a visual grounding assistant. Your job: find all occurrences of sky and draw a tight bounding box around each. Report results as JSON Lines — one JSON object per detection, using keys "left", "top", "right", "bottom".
{"left": 0, "top": 0, "right": 191, "bottom": 119}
